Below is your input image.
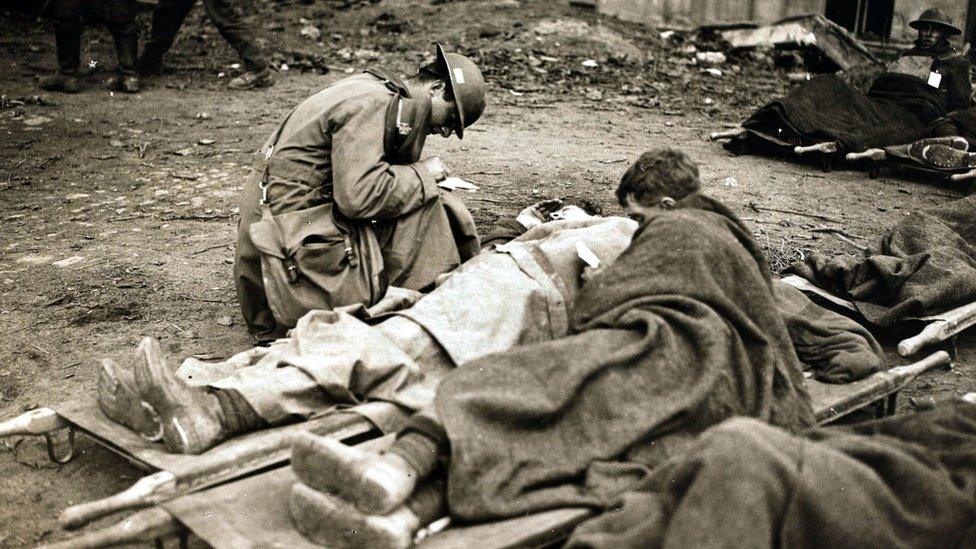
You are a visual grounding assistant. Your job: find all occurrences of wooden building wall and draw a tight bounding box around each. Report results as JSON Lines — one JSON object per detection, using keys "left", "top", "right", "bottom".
{"left": 597, "top": 0, "right": 825, "bottom": 27}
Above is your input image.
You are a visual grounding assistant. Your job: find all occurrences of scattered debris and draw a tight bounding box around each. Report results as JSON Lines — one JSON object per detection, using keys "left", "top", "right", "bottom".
{"left": 22, "top": 116, "right": 51, "bottom": 127}
{"left": 299, "top": 25, "right": 322, "bottom": 41}
{"left": 718, "top": 14, "right": 879, "bottom": 72}
{"left": 748, "top": 200, "right": 842, "bottom": 223}
{"left": 695, "top": 51, "right": 726, "bottom": 65}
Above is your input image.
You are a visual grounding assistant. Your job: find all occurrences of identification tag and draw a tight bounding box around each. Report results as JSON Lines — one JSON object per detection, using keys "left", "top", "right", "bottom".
{"left": 927, "top": 71, "right": 943, "bottom": 88}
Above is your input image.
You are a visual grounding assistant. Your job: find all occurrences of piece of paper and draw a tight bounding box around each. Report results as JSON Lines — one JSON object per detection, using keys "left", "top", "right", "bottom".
{"left": 437, "top": 177, "right": 480, "bottom": 192}
{"left": 576, "top": 241, "right": 600, "bottom": 268}
{"left": 927, "top": 71, "right": 943, "bottom": 88}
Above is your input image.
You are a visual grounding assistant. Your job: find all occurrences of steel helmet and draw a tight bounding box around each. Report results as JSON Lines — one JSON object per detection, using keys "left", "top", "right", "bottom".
{"left": 910, "top": 8, "right": 962, "bottom": 36}
{"left": 434, "top": 44, "right": 486, "bottom": 139}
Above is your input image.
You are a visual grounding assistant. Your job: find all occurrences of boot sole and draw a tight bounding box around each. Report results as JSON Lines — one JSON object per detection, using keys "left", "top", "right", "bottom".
{"left": 98, "top": 359, "right": 163, "bottom": 441}
{"left": 290, "top": 432, "right": 406, "bottom": 515}
{"left": 290, "top": 482, "right": 414, "bottom": 549}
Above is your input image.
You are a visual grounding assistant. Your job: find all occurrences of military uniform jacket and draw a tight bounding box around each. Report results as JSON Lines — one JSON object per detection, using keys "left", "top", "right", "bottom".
{"left": 257, "top": 69, "right": 439, "bottom": 218}
{"left": 245, "top": 69, "right": 442, "bottom": 325}
{"left": 890, "top": 44, "right": 973, "bottom": 113}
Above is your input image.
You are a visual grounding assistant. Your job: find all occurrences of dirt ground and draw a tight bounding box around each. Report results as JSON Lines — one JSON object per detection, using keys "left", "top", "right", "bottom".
{"left": 1, "top": 0, "right": 974, "bottom": 546}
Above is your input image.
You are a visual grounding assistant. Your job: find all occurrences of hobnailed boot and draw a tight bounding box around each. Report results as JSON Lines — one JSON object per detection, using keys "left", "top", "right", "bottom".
{"left": 38, "top": 73, "right": 81, "bottom": 94}
{"left": 132, "top": 337, "right": 225, "bottom": 454}
{"left": 98, "top": 358, "right": 163, "bottom": 441}
{"left": 290, "top": 482, "right": 420, "bottom": 549}
{"left": 915, "top": 143, "right": 976, "bottom": 169}
{"left": 290, "top": 432, "right": 417, "bottom": 514}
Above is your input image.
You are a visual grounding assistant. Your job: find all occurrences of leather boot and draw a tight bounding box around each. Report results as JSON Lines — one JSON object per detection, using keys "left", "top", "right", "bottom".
{"left": 132, "top": 337, "right": 225, "bottom": 454}
{"left": 98, "top": 358, "right": 163, "bottom": 441}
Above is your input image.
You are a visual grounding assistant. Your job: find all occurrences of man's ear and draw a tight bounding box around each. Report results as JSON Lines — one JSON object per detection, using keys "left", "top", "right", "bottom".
{"left": 428, "top": 79, "right": 447, "bottom": 97}
{"left": 660, "top": 197, "right": 676, "bottom": 209}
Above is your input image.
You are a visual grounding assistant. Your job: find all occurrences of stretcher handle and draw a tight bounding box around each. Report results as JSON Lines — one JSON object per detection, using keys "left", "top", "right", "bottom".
{"left": 845, "top": 149, "right": 886, "bottom": 162}
{"left": 949, "top": 168, "right": 976, "bottom": 182}
{"left": 60, "top": 471, "right": 177, "bottom": 530}
{"left": 794, "top": 142, "right": 839, "bottom": 155}
{"left": 708, "top": 128, "right": 746, "bottom": 141}
{"left": 40, "top": 507, "right": 182, "bottom": 549}
{"left": 886, "top": 350, "right": 951, "bottom": 377}
{"left": 0, "top": 408, "right": 67, "bottom": 437}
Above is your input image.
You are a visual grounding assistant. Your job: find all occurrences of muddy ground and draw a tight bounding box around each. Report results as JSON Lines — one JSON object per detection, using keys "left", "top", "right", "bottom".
{"left": 1, "top": 0, "right": 974, "bottom": 546}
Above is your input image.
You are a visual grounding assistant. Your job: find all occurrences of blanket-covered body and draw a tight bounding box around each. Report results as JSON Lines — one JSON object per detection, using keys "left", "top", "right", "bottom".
{"left": 567, "top": 402, "right": 976, "bottom": 549}
{"left": 434, "top": 195, "right": 816, "bottom": 522}
{"left": 176, "top": 211, "right": 881, "bottom": 426}
{"left": 789, "top": 194, "right": 976, "bottom": 326}
{"left": 742, "top": 73, "right": 940, "bottom": 152}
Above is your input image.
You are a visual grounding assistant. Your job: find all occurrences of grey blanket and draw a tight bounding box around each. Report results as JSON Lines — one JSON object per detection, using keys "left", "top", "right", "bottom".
{"left": 789, "top": 194, "right": 976, "bottom": 326}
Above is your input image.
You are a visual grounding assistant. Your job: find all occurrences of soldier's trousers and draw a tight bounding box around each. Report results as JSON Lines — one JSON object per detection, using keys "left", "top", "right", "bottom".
{"left": 50, "top": 0, "right": 138, "bottom": 76}
{"left": 140, "top": 0, "right": 269, "bottom": 71}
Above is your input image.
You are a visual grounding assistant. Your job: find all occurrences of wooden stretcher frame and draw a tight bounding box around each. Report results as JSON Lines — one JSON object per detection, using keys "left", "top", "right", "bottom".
{"left": 35, "top": 351, "right": 951, "bottom": 549}
{"left": 0, "top": 400, "right": 405, "bottom": 534}
{"left": 708, "top": 129, "right": 976, "bottom": 183}
{"left": 781, "top": 274, "right": 976, "bottom": 358}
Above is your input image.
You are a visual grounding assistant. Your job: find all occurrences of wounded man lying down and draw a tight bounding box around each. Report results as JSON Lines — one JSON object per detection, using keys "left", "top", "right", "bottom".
{"left": 282, "top": 149, "right": 880, "bottom": 548}
{"left": 98, "top": 148, "right": 884, "bottom": 459}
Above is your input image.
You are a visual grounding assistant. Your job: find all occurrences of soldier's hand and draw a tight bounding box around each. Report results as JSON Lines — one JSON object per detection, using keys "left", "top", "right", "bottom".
{"left": 516, "top": 199, "right": 564, "bottom": 229}
{"left": 423, "top": 157, "right": 450, "bottom": 181}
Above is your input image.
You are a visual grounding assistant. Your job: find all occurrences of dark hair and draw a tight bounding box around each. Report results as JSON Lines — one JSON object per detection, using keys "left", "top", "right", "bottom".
{"left": 616, "top": 148, "right": 700, "bottom": 206}
{"left": 415, "top": 62, "right": 446, "bottom": 84}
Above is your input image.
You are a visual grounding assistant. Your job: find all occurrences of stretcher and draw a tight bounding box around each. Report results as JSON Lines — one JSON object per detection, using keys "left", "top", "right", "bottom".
{"left": 0, "top": 399, "right": 406, "bottom": 534}
{"left": 35, "top": 350, "right": 951, "bottom": 548}
{"left": 709, "top": 129, "right": 976, "bottom": 183}
{"left": 781, "top": 274, "right": 976, "bottom": 357}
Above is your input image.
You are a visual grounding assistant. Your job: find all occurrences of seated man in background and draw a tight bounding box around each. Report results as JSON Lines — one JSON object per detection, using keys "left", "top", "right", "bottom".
{"left": 887, "top": 8, "right": 971, "bottom": 116}
{"left": 284, "top": 148, "right": 819, "bottom": 548}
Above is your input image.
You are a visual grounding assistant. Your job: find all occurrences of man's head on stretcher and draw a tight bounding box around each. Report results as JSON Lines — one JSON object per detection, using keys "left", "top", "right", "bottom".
{"left": 617, "top": 147, "right": 701, "bottom": 224}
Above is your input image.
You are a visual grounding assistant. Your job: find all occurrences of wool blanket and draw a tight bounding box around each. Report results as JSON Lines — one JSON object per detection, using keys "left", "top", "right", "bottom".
{"left": 789, "top": 194, "right": 976, "bottom": 326}
{"left": 435, "top": 194, "right": 816, "bottom": 522}
{"left": 742, "top": 74, "right": 940, "bottom": 152}
{"left": 567, "top": 402, "right": 976, "bottom": 549}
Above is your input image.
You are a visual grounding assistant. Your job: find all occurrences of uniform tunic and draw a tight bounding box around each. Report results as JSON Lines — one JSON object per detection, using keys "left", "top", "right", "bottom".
{"left": 889, "top": 43, "right": 972, "bottom": 113}
{"left": 234, "top": 71, "right": 476, "bottom": 341}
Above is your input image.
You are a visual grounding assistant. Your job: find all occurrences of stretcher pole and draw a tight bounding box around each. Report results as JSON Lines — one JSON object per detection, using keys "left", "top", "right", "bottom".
{"left": 0, "top": 407, "right": 75, "bottom": 463}
{"left": 794, "top": 142, "right": 838, "bottom": 155}
{"left": 898, "top": 302, "right": 976, "bottom": 357}
{"left": 38, "top": 508, "right": 182, "bottom": 549}
{"left": 55, "top": 407, "right": 390, "bottom": 529}
{"left": 0, "top": 408, "right": 67, "bottom": 436}
{"left": 708, "top": 128, "right": 746, "bottom": 141}
{"left": 60, "top": 471, "right": 176, "bottom": 530}
{"left": 794, "top": 142, "right": 839, "bottom": 172}
{"left": 845, "top": 148, "right": 886, "bottom": 178}
{"left": 949, "top": 168, "right": 976, "bottom": 182}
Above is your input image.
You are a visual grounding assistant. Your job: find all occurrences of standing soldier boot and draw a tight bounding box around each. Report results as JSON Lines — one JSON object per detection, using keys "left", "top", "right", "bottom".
{"left": 38, "top": 3, "right": 85, "bottom": 93}
{"left": 139, "top": 0, "right": 275, "bottom": 90}
{"left": 105, "top": 4, "right": 141, "bottom": 94}
{"left": 38, "top": 0, "right": 141, "bottom": 94}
